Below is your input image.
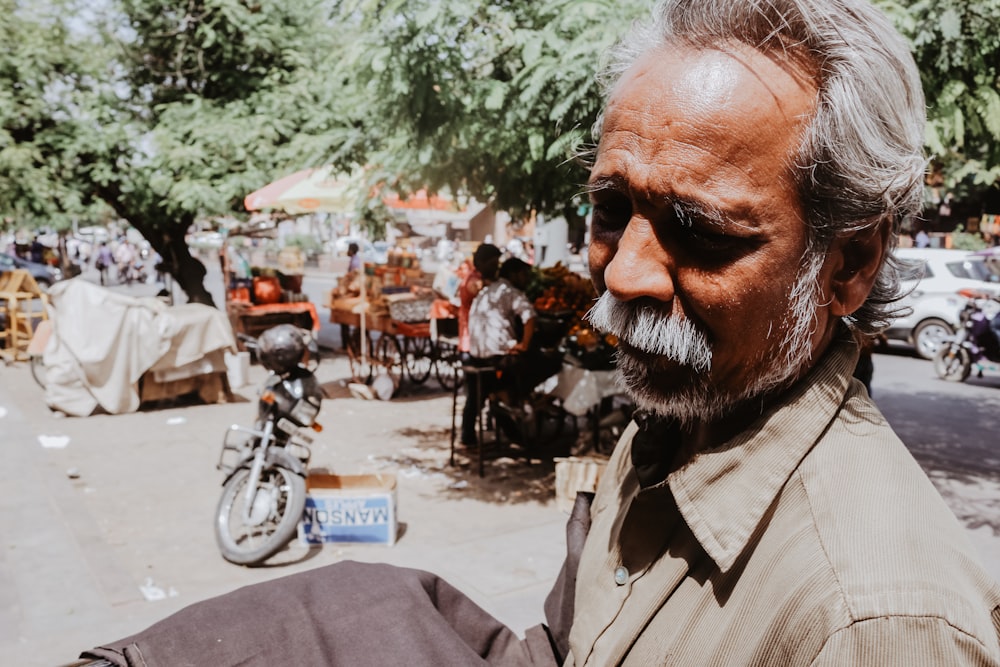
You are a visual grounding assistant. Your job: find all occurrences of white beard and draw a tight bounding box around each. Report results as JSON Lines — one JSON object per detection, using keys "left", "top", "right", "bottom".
{"left": 586, "top": 253, "right": 825, "bottom": 426}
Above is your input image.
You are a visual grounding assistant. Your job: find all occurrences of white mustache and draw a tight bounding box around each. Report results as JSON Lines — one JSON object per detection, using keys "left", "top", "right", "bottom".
{"left": 586, "top": 292, "right": 712, "bottom": 372}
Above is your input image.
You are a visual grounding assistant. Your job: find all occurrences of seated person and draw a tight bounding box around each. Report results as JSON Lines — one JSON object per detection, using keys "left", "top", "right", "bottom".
{"left": 462, "top": 258, "right": 561, "bottom": 445}
{"left": 461, "top": 257, "right": 532, "bottom": 445}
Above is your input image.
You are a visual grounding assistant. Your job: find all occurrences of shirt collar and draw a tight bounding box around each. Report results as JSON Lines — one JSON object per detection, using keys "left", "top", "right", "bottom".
{"left": 647, "top": 340, "right": 859, "bottom": 571}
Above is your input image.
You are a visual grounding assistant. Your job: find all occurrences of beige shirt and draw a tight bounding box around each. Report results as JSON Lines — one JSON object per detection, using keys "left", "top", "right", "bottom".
{"left": 567, "top": 341, "right": 1000, "bottom": 665}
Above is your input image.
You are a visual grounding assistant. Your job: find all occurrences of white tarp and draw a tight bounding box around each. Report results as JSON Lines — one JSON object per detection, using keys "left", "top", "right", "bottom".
{"left": 43, "top": 279, "right": 236, "bottom": 416}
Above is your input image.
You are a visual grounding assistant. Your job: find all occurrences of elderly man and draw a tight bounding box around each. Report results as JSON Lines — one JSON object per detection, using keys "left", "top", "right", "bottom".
{"left": 564, "top": 0, "right": 1000, "bottom": 664}
{"left": 81, "top": 0, "right": 999, "bottom": 665}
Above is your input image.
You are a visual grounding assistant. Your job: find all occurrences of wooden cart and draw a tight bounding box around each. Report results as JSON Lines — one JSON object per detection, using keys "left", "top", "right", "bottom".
{"left": 329, "top": 299, "right": 460, "bottom": 390}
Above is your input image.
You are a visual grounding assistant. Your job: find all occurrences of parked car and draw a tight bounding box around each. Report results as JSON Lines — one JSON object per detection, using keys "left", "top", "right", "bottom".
{"left": 0, "top": 252, "right": 63, "bottom": 288}
{"left": 885, "top": 247, "right": 999, "bottom": 359}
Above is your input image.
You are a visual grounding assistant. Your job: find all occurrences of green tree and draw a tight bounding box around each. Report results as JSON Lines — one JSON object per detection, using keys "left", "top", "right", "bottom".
{"left": 88, "top": 0, "right": 348, "bottom": 304}
{"left": 2, "top": 0, "right": 346, "bottom": 305}
{"left": 878, "top": 0, "right": 1000, "bottom": 202}
{"left": 0, "top": 0, "right": 113, "bottom": 232}
{"left": 325, "top": 0, "right": 647, "bottom": 226}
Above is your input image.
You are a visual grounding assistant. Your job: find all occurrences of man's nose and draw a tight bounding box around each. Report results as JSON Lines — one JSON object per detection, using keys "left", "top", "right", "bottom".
{"left": 602, "top": 219, "right": 675, "bottom": 304}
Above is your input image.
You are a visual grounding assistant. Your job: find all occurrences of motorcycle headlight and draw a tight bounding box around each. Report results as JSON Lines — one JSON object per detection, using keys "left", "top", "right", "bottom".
{"left": 289, "top": 397, "right": 320, "bottom": 426}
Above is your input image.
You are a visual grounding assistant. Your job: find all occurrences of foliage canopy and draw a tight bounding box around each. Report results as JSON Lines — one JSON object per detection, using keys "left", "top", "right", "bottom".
{"left": 877, "top": 0, "right": 1000, "bottom": 199}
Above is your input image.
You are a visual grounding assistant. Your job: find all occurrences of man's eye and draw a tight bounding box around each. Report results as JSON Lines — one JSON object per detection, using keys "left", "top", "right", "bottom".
{"left": 683, "top": 226, "right": 732, "bottom": 248}
{"left": 678, "top": 225, "right": 750, "bottom": 259}
{"left": 591, "top": 195, "right": 631, "bottom": 237}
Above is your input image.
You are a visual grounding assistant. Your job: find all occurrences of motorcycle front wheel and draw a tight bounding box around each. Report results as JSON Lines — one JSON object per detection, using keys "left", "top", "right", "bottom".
{"left": 214, "top": 465, "right": 307, "bottom": 566}
{"left": 933, "top": 343, "right": 971, "bottom": 382}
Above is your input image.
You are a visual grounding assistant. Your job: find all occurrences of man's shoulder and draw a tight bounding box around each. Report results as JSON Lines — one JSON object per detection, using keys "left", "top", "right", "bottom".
{"left": 795, "top": 391, "right": 1000, "bottom": 642}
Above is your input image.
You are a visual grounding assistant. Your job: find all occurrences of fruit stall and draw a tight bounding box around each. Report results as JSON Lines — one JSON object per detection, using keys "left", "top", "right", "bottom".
{"left": 222, "top": 228, "right": 319, "bottom": 347}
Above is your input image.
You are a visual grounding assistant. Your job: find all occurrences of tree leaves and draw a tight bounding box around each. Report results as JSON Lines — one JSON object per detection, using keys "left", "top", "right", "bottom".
{"left": 938, "top": 7, "right": 962, "bottom": 40}
{"left": 5, "top": 0, "right": 998, "bottom": 250}
{"left": 884, "top": 0, "right": 1000, "bottom": 197}
{"left": 327, "top": 0, "right": 646, "bottom": 221}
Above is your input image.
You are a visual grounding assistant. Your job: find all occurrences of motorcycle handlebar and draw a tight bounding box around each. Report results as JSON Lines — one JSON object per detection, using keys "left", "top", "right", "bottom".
{"left": 237, "top": 333, "right": 259, "bottom": 349}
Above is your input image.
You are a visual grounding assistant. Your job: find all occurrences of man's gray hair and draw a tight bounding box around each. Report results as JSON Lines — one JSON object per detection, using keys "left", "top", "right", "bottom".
{"left": 594, "top": 0, "right": 926, "bottom": 335}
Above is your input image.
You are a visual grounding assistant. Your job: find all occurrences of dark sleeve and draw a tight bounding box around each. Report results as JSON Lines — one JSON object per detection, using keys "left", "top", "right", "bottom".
{"left": 541, "top": 491, "right": 595, "bottom": 663}
{"left": 81, "top": 560, "right": 558, "bottom": 667}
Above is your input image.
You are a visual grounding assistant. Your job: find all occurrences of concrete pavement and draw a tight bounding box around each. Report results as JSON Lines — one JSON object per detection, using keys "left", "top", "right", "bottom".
{"left": 0, "top": 355, "right": 568, "bottom": 666}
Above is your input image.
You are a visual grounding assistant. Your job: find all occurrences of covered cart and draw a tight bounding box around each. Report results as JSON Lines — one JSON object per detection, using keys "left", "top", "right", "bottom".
{"left": 41, "top": 279, "right": 237, "bottom": 416}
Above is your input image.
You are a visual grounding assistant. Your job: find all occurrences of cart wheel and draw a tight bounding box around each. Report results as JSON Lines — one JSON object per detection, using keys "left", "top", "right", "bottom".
{"left": 345, "top": 327, "right": 374, "bottom": 383}
{"left": 434, "top": 340, "right": 463, "bottom": 391}
{"left": 374, "top": 334, "right": 404, "bottom": 387}
{"left": 402, "top": 336, "right": 433, "bottom": 384}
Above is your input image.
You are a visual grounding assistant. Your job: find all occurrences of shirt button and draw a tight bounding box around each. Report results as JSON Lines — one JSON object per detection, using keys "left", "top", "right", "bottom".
{"left": 614, "top": 566, "right": 629, "bottom": 586}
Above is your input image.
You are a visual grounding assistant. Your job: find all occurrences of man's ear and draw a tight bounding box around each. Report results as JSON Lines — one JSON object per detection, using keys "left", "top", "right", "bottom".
{"left": 824, "top": 221, "right": 890, "bottom": 317}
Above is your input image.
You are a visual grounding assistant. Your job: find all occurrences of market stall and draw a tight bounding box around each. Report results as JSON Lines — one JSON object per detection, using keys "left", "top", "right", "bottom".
{"left": 327, "top": 253, "right": 460, "bottom": 390}
{"left": 458, "top": 262, "right": 627, "bottom": 457}
{"left": 221, "top": 227, "right": 319, "bottom": 348}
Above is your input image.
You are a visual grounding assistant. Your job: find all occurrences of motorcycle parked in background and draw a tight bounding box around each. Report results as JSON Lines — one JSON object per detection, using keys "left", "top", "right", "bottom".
{"left": 933, "top": 288, "right": 1000, "bottom": 383}
{"left": 214, "top": 324, "right": 323, "bottom": 566}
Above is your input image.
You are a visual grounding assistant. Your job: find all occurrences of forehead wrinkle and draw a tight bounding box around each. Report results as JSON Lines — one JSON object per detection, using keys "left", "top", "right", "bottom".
{"left": 594, "top": 87, "right": 789, "bottom": 233}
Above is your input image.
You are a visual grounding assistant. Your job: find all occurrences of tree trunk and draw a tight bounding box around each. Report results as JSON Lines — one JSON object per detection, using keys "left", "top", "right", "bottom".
{"left": 158, "top": 232, "right": 217, "bottom": 307}
{"left": 129, "top": 222, "right": 217, "bottom": 308}
{"left": 94, "top": 187, "right": 217, "bottom": 308}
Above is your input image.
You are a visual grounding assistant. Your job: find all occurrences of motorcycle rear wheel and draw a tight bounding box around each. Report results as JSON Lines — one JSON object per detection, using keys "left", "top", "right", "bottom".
{"left": 933, "top": 344, "right": 971, "bottom": 382}
{"left": 215, "top": 465, "right": 306, "bottom": 566}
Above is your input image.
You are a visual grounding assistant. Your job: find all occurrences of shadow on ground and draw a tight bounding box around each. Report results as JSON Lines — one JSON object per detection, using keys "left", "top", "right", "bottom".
{"left": 876, "top": 388, "right": 1000, "bottom": 479}
{"left": 361, "top": 425, "right": 567, "bottom": 506}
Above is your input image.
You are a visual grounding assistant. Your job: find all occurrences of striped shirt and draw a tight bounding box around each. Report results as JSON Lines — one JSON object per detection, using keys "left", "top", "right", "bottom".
{"left": 567, "top": 340, "right": 1000, "bottom": 665}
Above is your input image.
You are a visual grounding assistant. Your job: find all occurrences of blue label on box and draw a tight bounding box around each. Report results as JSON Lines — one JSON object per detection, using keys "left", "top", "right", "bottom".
{"left": 299, "top": 493, "right": 394, "bottom": 544}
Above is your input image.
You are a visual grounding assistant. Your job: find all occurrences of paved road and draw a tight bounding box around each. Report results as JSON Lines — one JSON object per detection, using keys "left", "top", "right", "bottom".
{"left": 866, "top": 349, "right": 1000, "bottom": 573}
{"left": 871, "top": 347, "right": 1000, "bottom": 479}
{"left": 1, "top": 354, "right": 567, "bottom": 666}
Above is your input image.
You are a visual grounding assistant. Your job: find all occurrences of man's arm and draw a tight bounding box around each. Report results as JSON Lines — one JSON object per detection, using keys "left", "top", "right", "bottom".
{"left": 512, "top": 316, "right": 535, "bottom": 353}
{"left": 812, "top": 616, "right": 1000, "bottom": 666}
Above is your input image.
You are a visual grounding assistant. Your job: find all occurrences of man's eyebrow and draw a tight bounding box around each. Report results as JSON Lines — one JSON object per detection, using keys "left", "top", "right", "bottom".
{"left": 585, "top": 174, "right": 627, "bottom": 195}
{"left": 586, "top": 176, "right": 751, "bottom": 231}
{"left": 672, "top": 199, "right": 725, "bottom": 227}
{"left": 672, "top": 198, "right": 754, "bottom": 231}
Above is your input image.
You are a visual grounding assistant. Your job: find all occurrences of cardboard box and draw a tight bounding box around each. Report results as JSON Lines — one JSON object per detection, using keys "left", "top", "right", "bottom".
{"left": 298, "top": 473, "right": 398, "bottom": 545}
{"left": 553, "top": 457, "right": 607, "bottom": 514}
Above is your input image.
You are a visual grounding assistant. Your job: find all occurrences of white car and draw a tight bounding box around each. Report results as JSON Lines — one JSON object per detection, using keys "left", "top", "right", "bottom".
{"left": 885, "top": 247, "right": 1000, "bottom": 359}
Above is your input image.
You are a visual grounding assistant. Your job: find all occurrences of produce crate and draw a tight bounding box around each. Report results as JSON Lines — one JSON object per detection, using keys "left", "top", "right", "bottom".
{"left": 386, "top": 296, "right": 434, "bottom": 323}
{"left": 553, "top": 457, "right": 607, "bottom": 514}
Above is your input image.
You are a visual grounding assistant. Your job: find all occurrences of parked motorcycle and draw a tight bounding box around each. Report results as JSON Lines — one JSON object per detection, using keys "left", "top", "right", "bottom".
{"left": 933, "top": 288, "right": 1000, "bottom": 382}
{"left": 214, "top": 324, "right": 323, "bottom": 565}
